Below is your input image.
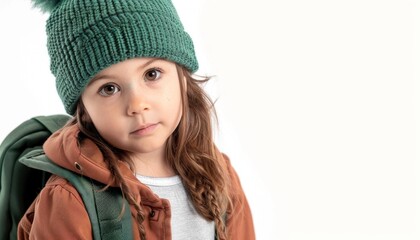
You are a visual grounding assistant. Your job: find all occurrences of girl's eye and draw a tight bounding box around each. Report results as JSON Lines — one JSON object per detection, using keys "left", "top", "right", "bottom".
{"left": 98, "top": 83, "right": 120, "bottom": 96}
{"left": 144, "top": 68, "right": 162, "bottom": 81}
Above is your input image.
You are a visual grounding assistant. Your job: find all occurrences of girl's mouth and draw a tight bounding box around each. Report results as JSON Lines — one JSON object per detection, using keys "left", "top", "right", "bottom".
{"left": 131, "top": 123, "right": 158, "bottom": 136}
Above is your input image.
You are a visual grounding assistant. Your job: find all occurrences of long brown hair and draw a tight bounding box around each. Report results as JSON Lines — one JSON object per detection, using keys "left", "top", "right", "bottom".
{"left": 69, "top": 64, "right": 232, "bottom": 239}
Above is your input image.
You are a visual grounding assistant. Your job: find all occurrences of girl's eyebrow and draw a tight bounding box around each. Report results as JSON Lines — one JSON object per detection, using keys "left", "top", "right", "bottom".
{"left": 89, "top": 58, "right": 160, "bottom": 85}
{"left": 136, "top": 58, "right": 161, "bottom": 73}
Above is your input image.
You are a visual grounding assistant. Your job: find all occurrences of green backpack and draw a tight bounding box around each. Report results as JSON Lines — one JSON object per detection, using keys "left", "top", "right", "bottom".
{"left": 0, "top": 115, "right": 133, "bottom": 240}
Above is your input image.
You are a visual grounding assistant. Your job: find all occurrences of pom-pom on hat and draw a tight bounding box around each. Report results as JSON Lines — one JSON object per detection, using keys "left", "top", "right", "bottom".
{"left": 32, "top": 0, "right": 198, "bottom": 114}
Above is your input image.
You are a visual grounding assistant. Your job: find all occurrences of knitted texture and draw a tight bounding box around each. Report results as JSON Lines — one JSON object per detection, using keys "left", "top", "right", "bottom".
{"left": 41, "top": 0, "right": 198, "bottom": 114}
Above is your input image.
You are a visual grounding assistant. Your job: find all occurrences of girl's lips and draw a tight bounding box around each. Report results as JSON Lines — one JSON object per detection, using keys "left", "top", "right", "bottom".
{"left": 131, "top": 123, "right": 158, "bottom": 136}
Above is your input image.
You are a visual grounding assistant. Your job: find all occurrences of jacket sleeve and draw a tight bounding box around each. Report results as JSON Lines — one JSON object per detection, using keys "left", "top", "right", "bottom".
{"left": 18, "top": 175, "right": 92, "bottom": 240}
{"left": 223, "top": 154, "right": 256, "bottom": 240}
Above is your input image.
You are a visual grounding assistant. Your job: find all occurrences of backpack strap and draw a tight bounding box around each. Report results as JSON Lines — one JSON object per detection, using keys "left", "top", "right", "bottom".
{"left": 20, "top": 149, "right": 133, "bottom": 240}
{"left": 92, "top": 178, "right": 134, "bottom": 240}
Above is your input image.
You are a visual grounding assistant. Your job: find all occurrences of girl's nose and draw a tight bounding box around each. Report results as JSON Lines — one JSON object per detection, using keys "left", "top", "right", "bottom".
{"left": 126, "top": 90, "right": 150, "bottom": 115}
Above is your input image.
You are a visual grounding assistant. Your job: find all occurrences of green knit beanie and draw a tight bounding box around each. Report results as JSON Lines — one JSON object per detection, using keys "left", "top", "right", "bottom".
{"left": 32, "top": 0, "right": 198, "bottom": 114}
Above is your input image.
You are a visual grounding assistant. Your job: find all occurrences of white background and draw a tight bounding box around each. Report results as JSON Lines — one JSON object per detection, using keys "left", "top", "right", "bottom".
{"left": 0, "top": 0, "right": 419, "bottom": 239}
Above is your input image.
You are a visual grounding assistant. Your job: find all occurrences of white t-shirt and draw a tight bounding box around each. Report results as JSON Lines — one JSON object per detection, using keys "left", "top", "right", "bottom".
{"left": 136, "top": 174, "right": 215, "bottom": 240}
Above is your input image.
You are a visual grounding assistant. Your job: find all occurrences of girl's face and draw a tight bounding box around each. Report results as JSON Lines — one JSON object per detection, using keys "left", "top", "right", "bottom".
{"left": 81, "top": 58, "right": 183, "bottom": 159}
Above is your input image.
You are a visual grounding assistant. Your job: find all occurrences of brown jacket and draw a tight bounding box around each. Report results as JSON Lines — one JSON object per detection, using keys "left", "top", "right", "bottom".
{"left": 18, "top": 125, "right": 255, "bottom": 239}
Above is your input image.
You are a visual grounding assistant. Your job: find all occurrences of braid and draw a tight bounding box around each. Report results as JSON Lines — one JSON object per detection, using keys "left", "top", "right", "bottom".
{"left": 174, "top": 153, "right": 230, "bottom": 239}
{"left": 107, "top": 160, "right": 147, "bottom": 240}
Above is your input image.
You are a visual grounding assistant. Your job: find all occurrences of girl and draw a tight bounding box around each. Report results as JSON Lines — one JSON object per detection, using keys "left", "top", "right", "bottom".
{"left": 18, "top": 0, "right": 255, "bottom": 239}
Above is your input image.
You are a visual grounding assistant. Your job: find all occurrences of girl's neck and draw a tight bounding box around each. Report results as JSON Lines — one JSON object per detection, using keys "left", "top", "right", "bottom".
{"left": 131, "top": 151, "right": 175, "bottom": 178}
